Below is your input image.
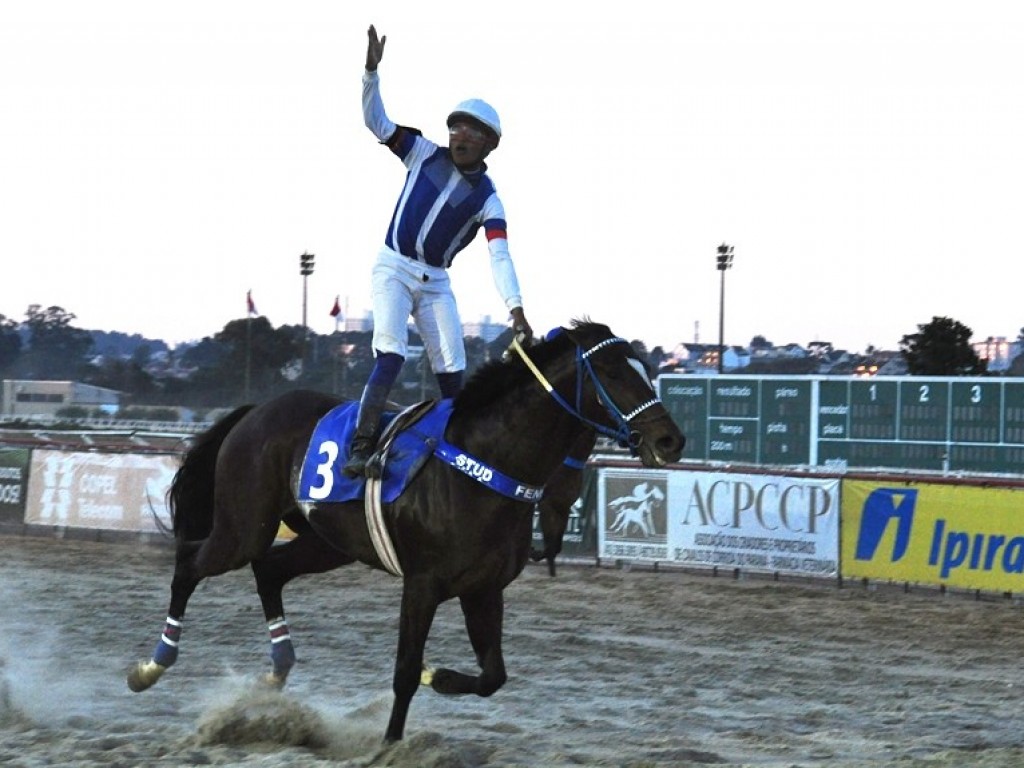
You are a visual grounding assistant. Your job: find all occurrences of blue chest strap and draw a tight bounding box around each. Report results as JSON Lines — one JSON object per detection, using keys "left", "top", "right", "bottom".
{"left": 433, "top": 441, "right": 545, "bottom": 503}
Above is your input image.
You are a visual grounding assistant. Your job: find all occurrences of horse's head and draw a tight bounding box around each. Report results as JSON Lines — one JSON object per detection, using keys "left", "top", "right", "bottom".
{"left": 521, "top": 320, "right": 686, "bottom": 468}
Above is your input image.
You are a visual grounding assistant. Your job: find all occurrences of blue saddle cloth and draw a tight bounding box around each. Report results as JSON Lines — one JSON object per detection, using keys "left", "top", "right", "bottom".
{"left": 296, "top": 399, "right": 452, "bottom": 504}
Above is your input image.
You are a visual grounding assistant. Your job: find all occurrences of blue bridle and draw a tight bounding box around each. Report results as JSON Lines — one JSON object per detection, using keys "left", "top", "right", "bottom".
{"left": 510, "top": 334, "right": 661, "bottom": 453}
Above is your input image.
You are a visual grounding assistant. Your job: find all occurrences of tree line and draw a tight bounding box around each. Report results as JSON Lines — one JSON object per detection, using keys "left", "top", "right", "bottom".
{"left": 0, "top": 304, "right": 561, "bottom": 416}
{"left": 0, "top": 304, "right": 1004, "bottom": 419}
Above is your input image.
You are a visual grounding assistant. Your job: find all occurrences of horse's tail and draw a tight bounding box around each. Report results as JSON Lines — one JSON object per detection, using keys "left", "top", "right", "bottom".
{"left": 168, "top": 405, "right": 256, "bottom": 543}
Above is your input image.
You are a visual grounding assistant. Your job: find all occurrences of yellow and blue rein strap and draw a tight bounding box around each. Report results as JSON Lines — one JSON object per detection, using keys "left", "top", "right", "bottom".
{"left": 511, "top": 334, "right": 658, "bottom": 453}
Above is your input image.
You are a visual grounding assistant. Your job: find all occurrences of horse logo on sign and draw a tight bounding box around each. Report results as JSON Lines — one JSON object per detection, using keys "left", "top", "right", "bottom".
{"left": 604, "top": 478, "right": 668, "bottom": 542}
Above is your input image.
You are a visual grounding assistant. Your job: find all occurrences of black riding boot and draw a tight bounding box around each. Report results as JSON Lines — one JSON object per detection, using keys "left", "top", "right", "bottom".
{"left": 342, "top": 383, "right": 390, "bottom": 479}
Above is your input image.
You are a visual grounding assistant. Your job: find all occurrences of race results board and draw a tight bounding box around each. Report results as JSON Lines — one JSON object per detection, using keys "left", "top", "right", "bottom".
{"left": 659, "top": 375, "right": 1024, "bottom": 474}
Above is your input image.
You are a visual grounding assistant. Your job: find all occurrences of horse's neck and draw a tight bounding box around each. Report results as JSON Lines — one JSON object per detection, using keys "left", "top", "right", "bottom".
{"left": 450, "top": 397, "right": 583, "bottom": 487}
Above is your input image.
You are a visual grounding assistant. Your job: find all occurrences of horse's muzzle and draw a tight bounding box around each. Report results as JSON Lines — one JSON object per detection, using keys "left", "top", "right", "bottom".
{"left": 635, "top": 427, "right": 685, "bottom": 467}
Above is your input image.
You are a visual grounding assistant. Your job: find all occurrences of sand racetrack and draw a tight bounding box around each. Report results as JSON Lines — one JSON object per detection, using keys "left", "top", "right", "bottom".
{"left": 2, "top": 534, "right": 1024, "bottom": 768}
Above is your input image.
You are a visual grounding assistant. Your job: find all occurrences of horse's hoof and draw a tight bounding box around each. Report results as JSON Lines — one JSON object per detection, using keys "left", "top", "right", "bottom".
{"left": 262, "top": 672, "right": 288, "bottom": 689}
{"left": 126, "top": 660, "right": 166, "bottom": 692}
{"left": 420, "top": 665, "right": 435, "bottom": 686}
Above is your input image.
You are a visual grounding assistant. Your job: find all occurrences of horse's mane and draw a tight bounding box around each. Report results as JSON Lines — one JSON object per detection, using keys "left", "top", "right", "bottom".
{"left": 453, "top": 318, "right": 603, "bottom": 415}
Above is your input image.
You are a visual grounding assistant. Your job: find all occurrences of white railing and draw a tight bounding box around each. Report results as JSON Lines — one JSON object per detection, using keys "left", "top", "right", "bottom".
{"left": 0, "top": 414, "right": 211, "bottom": 434}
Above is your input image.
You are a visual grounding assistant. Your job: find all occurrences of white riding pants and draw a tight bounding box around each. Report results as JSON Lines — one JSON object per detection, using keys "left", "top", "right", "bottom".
{"left": 370, "top": 246, "right": 466, "bottom": 373}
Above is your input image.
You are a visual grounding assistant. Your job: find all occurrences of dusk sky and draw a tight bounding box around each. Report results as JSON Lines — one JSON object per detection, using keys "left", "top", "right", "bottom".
{"left": 2, "top": 1, "right": 1022, "bottom": 354}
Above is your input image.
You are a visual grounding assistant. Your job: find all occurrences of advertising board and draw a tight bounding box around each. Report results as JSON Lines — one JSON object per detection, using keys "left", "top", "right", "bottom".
{"left": 0, "top": 447, "right": 30, "bottom": 524}
{"left": 597, "top": 467, "right": 839, "bottom": 577}
{"left": 24, "top": 449, "right": 177, "bottom": 532}
{"left": 842, "top": 479, "right": 1024, "bottom": 591}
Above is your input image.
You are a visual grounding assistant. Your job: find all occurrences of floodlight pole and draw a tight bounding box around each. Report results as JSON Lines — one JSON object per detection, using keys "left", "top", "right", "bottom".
{"left": 716, "top": 243, "right": 734, "bottom": 374}
{"left": 300, "top": 252, "right": 315, "bottom": 367}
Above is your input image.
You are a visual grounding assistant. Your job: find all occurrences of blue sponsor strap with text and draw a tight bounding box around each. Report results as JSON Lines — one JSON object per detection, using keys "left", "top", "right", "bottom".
{"left": 433, "top": 441, "right": 544, "bottom": 503}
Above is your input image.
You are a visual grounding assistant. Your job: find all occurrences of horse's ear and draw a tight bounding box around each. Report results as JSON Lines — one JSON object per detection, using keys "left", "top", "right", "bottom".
{"left": 544, "top": 327, "right": 567, "bottom": 342}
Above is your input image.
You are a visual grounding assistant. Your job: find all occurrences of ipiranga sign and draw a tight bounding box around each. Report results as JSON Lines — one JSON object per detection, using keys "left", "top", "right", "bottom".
{"left": 842, "top": 480, "right": 1024, "bottom": 591}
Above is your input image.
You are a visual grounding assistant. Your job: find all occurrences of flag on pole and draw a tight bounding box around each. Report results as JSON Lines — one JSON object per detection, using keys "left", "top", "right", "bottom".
{"left": 247, "top": 290, "right": 257, "bottom": 316}
{"left": 330, "top": 295, "right": 341, "bottom": 330}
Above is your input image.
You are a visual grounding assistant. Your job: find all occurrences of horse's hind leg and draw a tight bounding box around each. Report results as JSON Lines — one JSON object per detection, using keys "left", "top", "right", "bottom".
{"left": 128, "top": 517, "right": 277, "bottom": 692}
{"left": 427, "top": 587, "right": 507, "bottom": 697}
{"left": 250, "top": 528, "right": 355, "bottom": 686}
{"left": 127, "top": 541, "right": 206, "bottom": 692}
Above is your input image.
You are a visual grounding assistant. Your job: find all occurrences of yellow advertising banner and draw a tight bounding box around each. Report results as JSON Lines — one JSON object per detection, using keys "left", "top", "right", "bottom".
{"left": 842, "top": 479, "right": 1024, "bottom": 591}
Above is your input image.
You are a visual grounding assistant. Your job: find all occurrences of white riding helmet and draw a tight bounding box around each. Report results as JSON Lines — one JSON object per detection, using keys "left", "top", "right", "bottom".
{"left": 447, "top": 98, "right": 502, "bottom": 143}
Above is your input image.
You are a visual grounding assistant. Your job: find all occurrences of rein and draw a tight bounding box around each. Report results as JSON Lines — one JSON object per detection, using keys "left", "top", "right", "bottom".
{"left": 510, "top": 335, "right": 660, "bottom": 452}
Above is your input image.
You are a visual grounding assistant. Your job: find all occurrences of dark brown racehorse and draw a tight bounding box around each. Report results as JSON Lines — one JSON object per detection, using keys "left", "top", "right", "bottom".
{"left": 127, "top": 320, "right": 684, "bottom": 743}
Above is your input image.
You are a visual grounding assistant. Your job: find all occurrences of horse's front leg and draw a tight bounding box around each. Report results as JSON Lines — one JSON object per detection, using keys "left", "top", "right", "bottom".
{"left": 385, "top": 576, "right": 440, "bottom": 743}
{"left": 427, "top": 587, "right": 507, "bottom": 697}
{"left": 530, "top": 493, "right": 572, "bottom": 577}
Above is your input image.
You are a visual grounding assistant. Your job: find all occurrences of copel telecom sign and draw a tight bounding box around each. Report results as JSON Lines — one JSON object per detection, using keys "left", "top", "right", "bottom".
{"left": 842, "top": 481, "right": 1024, "bottom": 591}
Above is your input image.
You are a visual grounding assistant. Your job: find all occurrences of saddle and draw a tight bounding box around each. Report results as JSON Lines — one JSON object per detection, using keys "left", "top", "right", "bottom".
{"left": 367, "top": 398, "right": 438, "bottom": 477}
{"left": 296, "top": 398, "right": 451, "bottom": 505}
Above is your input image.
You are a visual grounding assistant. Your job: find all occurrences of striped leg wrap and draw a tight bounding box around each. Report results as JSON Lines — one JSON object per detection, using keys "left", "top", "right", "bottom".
{"left": 152, "top": 616, "right": 182, "bottom": 667}
{"left": 268, "top": 617, "right": 296, "bottom": 677}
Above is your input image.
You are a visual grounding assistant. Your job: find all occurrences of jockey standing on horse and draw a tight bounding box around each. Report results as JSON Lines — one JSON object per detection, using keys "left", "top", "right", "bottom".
{"left": 345, "top": 24, "right": 534, "bottom": 478}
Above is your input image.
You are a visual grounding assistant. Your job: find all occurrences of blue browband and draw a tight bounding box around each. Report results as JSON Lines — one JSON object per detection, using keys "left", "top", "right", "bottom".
{"left": 434, "top": 440, "right": 545, "bottom": 503}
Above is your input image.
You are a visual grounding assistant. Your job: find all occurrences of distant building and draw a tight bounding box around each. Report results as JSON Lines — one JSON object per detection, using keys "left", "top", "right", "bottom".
{"left": 1, "top": 380, "right": 121, "bottom": 418}
{"left": 851, "top": 350, "right": 906, "bottom": 377}
{"left": 806, "top": 341, "right": 834, "bottom": 359}
{"left": 338, "top": 313, "right": 507, "bottom": 341}
{"left": 663, "top": 343, "right": 747, "bottom": 374}
{"left": 974, "top": 336, "right": 1021, "bottom": 373}
{"left": 338, "top": 314, "right": 374, "bottom": 333}
{"left": 461, "top": 316, "right": 508, "bottom": 343}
